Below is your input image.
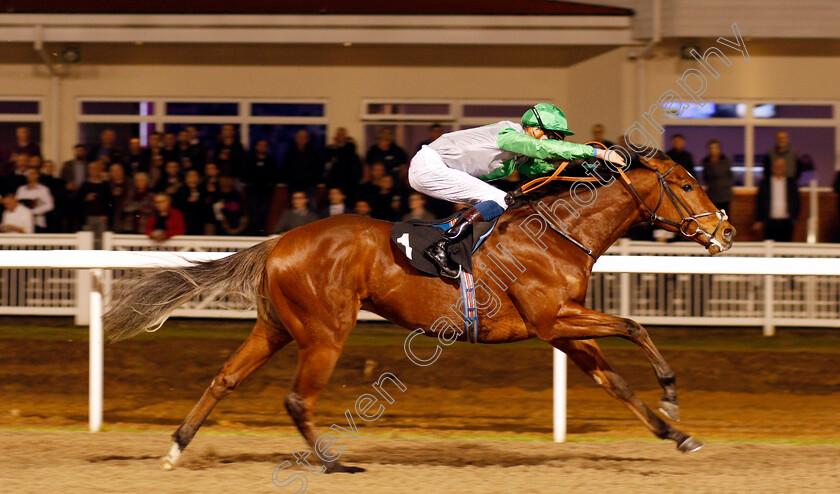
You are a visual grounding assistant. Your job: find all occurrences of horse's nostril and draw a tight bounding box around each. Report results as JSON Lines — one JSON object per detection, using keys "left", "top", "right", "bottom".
{"left": 723, "top": 227, "right": 734, "bottom": 240}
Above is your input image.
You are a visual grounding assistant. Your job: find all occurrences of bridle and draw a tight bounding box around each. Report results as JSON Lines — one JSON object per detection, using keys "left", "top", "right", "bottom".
{"left": 511, "top": 143, "right": 730, "bottom": 253}
{"left": 618, "top": 160, "right": 729, "bottom": 250}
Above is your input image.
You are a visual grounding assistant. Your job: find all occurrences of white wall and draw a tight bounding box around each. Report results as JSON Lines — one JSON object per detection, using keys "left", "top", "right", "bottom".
{"left": 1, "top": 39, "right": 839, "bottom": 164}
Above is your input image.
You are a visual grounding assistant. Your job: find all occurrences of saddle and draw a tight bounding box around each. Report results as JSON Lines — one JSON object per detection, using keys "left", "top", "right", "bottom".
{"left": 390, "top": 210, "right": 498, "bottom": 277}
{"left": 390, "top": 211, "right": 499, "bottom": 344}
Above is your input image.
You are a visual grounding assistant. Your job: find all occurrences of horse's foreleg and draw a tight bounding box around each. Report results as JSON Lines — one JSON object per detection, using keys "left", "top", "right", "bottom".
{"left": 284, "top": 341, "right": 364, "bottom": 474}
{"left": 160, "top": 319, "right": 292, "bottom": 470}
{"left": 540, "top": 305, "right": 680, "bottom": 422}
{"left": 554, "top": 339, "right": 702, "bottom": 453}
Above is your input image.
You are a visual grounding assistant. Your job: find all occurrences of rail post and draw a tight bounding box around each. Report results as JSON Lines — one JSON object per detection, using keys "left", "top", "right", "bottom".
{"left": 74, "top": 231, "right": 95, "bottom": 326}
{"left": 89, "top": 268, "right": 104, "bottom": 432}
{"left": 763, "top": 240, "right": 775, "bottom": 337}
{"left": 619, "top": 238, "right": 631, "bottom": 318}
{"left": 553, "top": 348, "right": 567, "bottom": 443}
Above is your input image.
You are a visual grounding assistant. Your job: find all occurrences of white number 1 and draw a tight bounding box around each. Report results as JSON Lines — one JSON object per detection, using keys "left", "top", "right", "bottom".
{"left": 397, "top": 233, "right": 412, "bottom": 259}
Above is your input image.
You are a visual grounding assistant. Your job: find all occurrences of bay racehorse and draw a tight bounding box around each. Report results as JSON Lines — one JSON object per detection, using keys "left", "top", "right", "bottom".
{"left": 104, "top": 151, "right": 735, "bottom": 472}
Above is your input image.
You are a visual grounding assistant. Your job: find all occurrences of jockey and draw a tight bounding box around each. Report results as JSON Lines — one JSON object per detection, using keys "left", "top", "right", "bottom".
{"left": 408, "top": 103, "right": 626, "bottom": 278}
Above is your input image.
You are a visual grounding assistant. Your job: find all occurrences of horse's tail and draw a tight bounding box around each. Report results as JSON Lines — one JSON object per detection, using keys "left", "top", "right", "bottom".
{"left": 104, "top": 236, "right": 282, "bottom": 341}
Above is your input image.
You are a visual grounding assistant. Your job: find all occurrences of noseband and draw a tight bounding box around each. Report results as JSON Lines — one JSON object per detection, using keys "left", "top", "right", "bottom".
{"left": 619, "top": 162, "right": 728, "bottom": 249}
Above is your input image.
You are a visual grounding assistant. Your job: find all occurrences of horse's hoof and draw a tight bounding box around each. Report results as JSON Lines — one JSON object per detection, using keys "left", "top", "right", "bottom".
{"left": 326, "top": 463, "right": 365, "bottom": 474}
{"left": 160, "top": 457, "right": 176, "bottom": 471}
{"left": 677, "top": 436, "right": 704, "bottom": 454}
{"left": 659, "top": 399, "right": 680, "bottom": 422}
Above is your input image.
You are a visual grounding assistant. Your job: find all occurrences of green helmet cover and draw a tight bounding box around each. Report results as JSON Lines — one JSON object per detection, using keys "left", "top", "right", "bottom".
{"left": 521, "top": 103, "right": 575, "bottom": 136}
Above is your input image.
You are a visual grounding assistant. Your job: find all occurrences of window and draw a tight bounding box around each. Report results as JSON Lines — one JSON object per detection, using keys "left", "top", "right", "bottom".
{"left": 166, "top": 102, "right": 239, "bottom": 117}
{"left": 665, "top": 102, "right": 747, "bottom": 119}
{"left": 754, "top": 104, "right": 833, "bottom": 119}
{"left": 663, "top": 102, "right": 838, "bottom": 188}
{"left": 664, "top": 126, "right": 746, "bottom": 185}
{"left": 361, "top": 100, "right": 531, "bottom": 156}
{"left": 76, "top": 98, "right": 328, "bottom": 169}
{"left": 754, "top": 126, "right": 835, "bottom": 186}
{"left": 0, "top": 98, "right": 44, "bottom": 160}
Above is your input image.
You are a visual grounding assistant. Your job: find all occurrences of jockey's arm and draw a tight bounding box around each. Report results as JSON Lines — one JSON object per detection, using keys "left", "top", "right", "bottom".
{"left": 496, "top": 127, "right": 595, "bottom": 161}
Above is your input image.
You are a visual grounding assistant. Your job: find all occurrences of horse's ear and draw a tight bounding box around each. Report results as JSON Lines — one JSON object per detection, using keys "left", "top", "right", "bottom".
{"left": 636, "top": 150, "right": 675, "bottom": 174}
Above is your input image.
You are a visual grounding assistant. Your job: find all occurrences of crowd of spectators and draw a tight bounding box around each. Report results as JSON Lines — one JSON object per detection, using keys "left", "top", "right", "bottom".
{"left": 0, "top": 123, "right": 822, "bottom": 243}
{"left": 0, "top": 124, "right": 452, "bottom": 242}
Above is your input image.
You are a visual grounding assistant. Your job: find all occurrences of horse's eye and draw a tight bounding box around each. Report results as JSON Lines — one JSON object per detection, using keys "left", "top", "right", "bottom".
{"left": 682, "top": 184, "right": 694, "bottom": 192}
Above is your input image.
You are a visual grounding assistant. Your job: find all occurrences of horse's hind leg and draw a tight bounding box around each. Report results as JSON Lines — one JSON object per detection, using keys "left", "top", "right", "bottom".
{"left": 554, "top": 338, "right": 702, "bottom": 453}
{"left": 284, "top": 337, "right": 364, "bottom": 474}
{"left": 160, "top": 318, "right": 292, "bottom": 470}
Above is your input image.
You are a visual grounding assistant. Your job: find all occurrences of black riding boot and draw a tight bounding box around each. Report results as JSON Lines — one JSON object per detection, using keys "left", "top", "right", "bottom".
{"left": 425, "top": 207, "right": 485, "bottom": 279}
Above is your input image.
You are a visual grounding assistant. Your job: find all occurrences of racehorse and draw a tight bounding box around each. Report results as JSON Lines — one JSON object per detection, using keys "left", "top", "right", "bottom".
{"left": 104, "top": 151, "right": 735, "bottom": 472}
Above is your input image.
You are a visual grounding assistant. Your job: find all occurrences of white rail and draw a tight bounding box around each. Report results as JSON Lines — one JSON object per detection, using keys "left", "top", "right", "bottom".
{"left": 4, "top": 248, "right": 840, "bottom": 441}
{"left": 5, "top": 234, "right": 840, "bottom": 330}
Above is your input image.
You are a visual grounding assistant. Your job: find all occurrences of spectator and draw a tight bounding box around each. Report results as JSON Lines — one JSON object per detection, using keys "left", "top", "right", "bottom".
{"left": 590, "top": 124, "right": 615, "bottom": 149}
{"left": 146, "top": 132, "right": 164, "bottom": 164}
{"left": 353, "top": 200, "right": 372, "bottom": 217}
{"left": 161, "top": 132, "right": 179, "bottom": 164}
{"left": 124, "top": 172, "right": 154, "bottom": 234}
{"left": 371, "top": 174, "right": 398, "bottom": 220}
{"left": 177, "top": 130, "right": 204, "bottom": 172}
{"left": 61, "top": 144, "right": 89, "bottom": 190}
{"left": 281, "top": 129, "right": 322, "bottom": 205}
{"left": 154, "top": 161, "right": 183, "bottom": 195}
{"left": 185, "top": 125, "right": 206, "bottom": 164}
{"left": 763, "top": 130, "right": 800, "bottom": 180}
{"left": 213, "top": 125, "right": 246, "bottom": 178}
{"left": 274, "top": 190, "right": 319, "bottom": 233}
{"left": 124, "top": 138, "right": 148, "bottom": 175}
{"left": 145, "top": 193, "right": 186, "bottom": 241}
{"left": 365, "top": 127, "right": 407, "bottom": 180}
{"left": 242, "top": 139, "right": 278, "bottom": 235}
{"left": 358, "top": 162, "right": 386, "bottom": 203}
{"left": 402, "top": 192, "right": 435, "bottom": 221}
{"left": 39, "top": 160, "right": 67, "bottom": 232}
{"left": 701, "top": 139, "right": 734, "bottom": 214}
{"left": 754, "top": 158, "right": 801, "bottom": 242}
{"left": 320, "top": 187, "right": 349, "bottom": 217}
{"left": 667, "top": 134, "right": 696, "bottom": 178}
{"left": 148, "top": 154, "right": 165, "bottom": 187}
{"left": 0, "top": 193, "right": 34, "bottom": 233}
{"left": 10, "top": 126, "right": 41, "bottom": 160}
{"left": 88, "top": 129, "right": 123, "bottom": 165}
{"left": 28, "top": 154, "right": 43, "bottom": 170}
{"left": 325, "top": 127, "right": 362, "bottom": 198}
{"left": 8, "top": 153, "right": 30, "bottom": 191}
{"left": 416, "top": 123, "right": 445, "bottom": 152}
{"left": 15, "top": 166, "right": 54, "bottom": 232}
{"left": 0, "top": 148, "right": 9, "bottom": 179}
{"left": 213, "top": 176, "right": 249, "bottom": 235}
{"left": 202, "top": 162, "right": 221, "bottom": 197}
{"left": 108, "top": 163, "right": 131, "bottom": 233}
{"left": 834, "top": 170, "right": 840, "bottom": 242}
{"left": 76, "top": 161, "right": 113, "bottom": 247}
{"left": 173, "top": 169, "right": 208, "bottom": 235}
